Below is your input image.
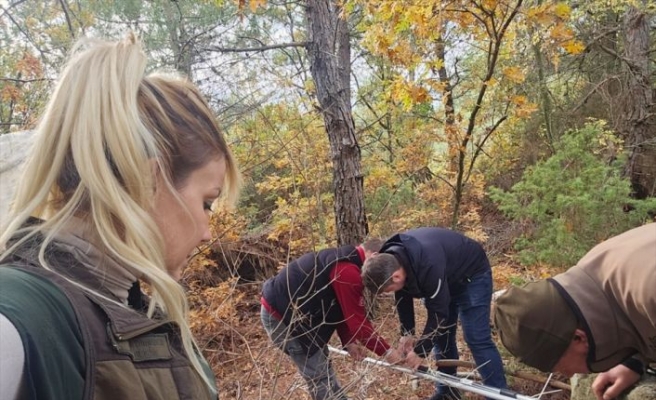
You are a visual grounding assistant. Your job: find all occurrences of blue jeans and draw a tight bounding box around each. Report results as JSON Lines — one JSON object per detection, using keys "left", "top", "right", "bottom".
{"left": 433, "top": 269, "right": 507, "bottom": 398}
{"left": 260, "top": 306, "right": 348, "bottom": 400}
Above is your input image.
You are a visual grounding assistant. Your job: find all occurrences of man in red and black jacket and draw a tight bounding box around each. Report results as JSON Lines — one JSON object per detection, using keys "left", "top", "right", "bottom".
{"left": 260, "top": 239, "right": 408, "bottom": 400}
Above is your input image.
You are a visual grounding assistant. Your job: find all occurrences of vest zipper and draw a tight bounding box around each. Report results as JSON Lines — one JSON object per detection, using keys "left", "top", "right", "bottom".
{"left": 113, "top": 320, "right": 173, "bottom": 341}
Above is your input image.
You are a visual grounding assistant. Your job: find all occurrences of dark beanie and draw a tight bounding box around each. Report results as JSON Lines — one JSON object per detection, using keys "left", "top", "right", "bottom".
{"left": 494, "top": 280, "right": 578, "bottom": 372}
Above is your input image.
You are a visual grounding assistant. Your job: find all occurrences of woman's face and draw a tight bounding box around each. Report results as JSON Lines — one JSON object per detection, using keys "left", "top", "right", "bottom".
{"left": 152, "top": 157, "right": 226, "bottom": 280}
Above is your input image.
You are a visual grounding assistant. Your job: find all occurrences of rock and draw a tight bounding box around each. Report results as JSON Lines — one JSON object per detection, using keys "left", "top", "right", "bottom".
{"left": 0, "top": 131, "right": 36, "bottom": 227}
{"left": 571, "top": 373, "right": 656, "bottom": 400}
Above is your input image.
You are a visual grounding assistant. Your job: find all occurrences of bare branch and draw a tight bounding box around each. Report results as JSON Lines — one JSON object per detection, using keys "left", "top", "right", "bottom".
{"left": 570, "top": 76, "right": 619, "bottom": 113}
{"left": 433, "top": 172, "right": 456, "bottom": 192}
{"left": 57, "top": 0, "right": 75, "bottom": 38}
{"left": 0, "top": 0, "right": 29, "bottom": 19}
{"left": 0, "top": 2, "right": 49, "bottom": 61}
{"left": 0, "top": 78, "right": 51, "bottom": 83}
{"left": 465, "top": 115, "right": 507, "bottom": 182}
{"left": 207, "top": 41, "right": 310, "bottom": 53}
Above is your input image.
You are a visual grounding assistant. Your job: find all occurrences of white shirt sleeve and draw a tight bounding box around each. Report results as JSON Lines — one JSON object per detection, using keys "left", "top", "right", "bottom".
{"left": 0, "top": 312, "right": 25, "bottom": 400}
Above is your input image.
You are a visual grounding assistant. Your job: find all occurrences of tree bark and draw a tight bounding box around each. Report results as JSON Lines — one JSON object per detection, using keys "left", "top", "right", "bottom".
{"left": 305, "top": 0, "right": 367, "bottom": 245}
{"left": 161, "top": 0, "right": 193, "bottom": 78}
{"left": 620, "top": 5, "right": 655, "bottom": 198}
{"left": 435, "top": 36, "right": 458, "bottom": 175}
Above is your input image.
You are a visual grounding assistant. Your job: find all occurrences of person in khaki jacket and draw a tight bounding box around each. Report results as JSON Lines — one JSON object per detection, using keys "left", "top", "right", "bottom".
{"left": 494, "top": 223, "right": 656, "bottom": 400}
{"left": 0, "top": 34, "right": 240, "bottom": 399}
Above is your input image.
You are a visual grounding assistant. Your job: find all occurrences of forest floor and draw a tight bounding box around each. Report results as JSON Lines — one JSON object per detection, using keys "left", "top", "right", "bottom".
{"left": 188, "top": 258, "right": 572, "bottom": 400}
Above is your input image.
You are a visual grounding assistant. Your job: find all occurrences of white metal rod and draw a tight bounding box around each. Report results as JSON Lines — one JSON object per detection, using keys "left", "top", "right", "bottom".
{"left": 328, "top": 346, "right": 540, "bottom": 400}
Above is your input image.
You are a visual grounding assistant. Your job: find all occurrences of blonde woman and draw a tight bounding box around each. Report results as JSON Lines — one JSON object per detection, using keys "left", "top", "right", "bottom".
{"left": 0, "top": 34, "right": 239, "bottom": 400}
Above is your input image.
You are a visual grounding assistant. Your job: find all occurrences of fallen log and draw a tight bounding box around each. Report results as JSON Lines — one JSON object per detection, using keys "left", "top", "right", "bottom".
{"left": 434, "top": 359, "right": 571, "bottom": 391}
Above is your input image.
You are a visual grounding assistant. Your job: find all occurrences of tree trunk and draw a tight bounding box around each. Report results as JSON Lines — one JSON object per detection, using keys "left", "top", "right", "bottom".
{"left": 305, "top": 0, "right": 367, "bottom": 245}
{"left": 434, "top": 35, "right": 462, "bottom": 230}
{"left": 161, "top": 1, "right": 194, "bottom": 78}
{"left": 621, "top": 5, "right": 656, "bottom": 198}
{"left": 532, "top": 35, "right": 554, "bottom": 148}
{"left": 435, "top": 36, "right": 458, "bottom": 176}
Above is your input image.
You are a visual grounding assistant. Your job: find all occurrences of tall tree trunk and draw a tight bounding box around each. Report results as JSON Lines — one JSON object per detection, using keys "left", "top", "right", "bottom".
{"left": 434, "top": 35, "right": 462, "bottom": 230}
{"left": 621, "top": 5, "right": 655, "bottom": 198}
{"left": 305, "top": 0, "right": 367, "bottom": 245}
{"left": 530, "top": 0, "right": 554, "bottom": 149}
{"left": 435, "top": 36, "right": 458, "bottom": 176}
{"left": 162, "top": 1, "right": 193, "bottom": 78}
{"left": 531, "top": 14, "right": 554, "bottom": 150}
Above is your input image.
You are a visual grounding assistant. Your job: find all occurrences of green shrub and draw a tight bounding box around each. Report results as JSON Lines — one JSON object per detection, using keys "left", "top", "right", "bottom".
{"left": 489, "top": 120, "right": 656, "bottom": 268}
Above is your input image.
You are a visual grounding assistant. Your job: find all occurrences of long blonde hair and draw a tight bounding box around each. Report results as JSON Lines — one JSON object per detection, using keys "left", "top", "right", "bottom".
{"left": 0, "top": 33, "right": 240, "bottom": 391}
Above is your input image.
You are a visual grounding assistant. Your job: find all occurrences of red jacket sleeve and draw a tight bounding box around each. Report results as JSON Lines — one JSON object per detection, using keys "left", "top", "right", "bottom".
{"left": 330, "top": 261, "right": 391, "bottom": 356}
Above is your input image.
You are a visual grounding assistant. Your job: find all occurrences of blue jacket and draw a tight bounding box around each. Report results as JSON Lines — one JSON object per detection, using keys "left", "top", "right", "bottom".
{"left": 382, "top": 227, "right": 490, "bottom": 356}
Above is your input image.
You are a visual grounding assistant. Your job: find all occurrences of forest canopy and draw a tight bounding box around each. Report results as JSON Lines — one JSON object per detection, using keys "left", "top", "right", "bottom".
{"left": 1, "top": 0, "right": 655, "bottom": 265}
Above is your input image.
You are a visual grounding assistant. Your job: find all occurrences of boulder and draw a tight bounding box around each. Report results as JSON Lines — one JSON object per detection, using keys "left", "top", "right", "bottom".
{"left": 571, "top": 373, "right": 656, "bottom": 400}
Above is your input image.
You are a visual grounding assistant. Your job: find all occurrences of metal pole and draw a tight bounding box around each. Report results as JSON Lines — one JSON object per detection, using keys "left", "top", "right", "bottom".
{"left": 328, "top": 346, "right": 538, "bottom": 400}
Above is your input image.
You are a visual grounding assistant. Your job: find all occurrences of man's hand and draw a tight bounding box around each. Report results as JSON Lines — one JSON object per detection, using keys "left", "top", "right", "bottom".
{"left": 403, "top": 350, "right": 423, "bottom": 370}
{"left": 344, "top": 343, "right": 366, "bottom": 361}
{"left": 383, "top": 348, "right": 405, "bottom": 365}
{"left": 591, "top": 364, "right": 641, "bottom": 400}
{"left": 399, "top": 335, "right": 415, "bottom": 356}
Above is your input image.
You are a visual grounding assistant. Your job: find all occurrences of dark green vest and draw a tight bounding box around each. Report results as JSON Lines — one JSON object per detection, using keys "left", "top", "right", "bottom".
{"left": 0, "top": 240, "right": 217, "bottom": 400}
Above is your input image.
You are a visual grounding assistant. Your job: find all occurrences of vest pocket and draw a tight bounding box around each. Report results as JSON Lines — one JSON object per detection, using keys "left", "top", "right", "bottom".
{"left": 95, "top": 360, "right": 179, "bottom": 400}
{"left": 113, "top": 333, "right": 173, "bottom": 362}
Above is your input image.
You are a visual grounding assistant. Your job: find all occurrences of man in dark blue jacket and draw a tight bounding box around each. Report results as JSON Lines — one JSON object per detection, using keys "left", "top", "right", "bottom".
{"left": 361, "top": 227, "right": 507, "bottom": 400}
